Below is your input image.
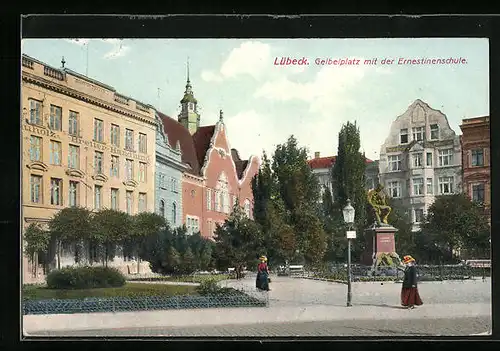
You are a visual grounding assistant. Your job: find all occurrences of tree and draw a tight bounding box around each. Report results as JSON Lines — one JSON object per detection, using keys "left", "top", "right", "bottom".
{"left": 48, "top": 207, "right": 93, "bottom": 267}
{"left": 331, "top": 121, "right": 368, "bottom": 261}
{"left": 181, "top": 247, "right": 196, "bottom": 274}
{"left": 421, "top": 193, "right": 490, "bottom": 262}
{"left": 91, "top": 209, "right": 132, "bottom": 267}
{"left": 387, "top": 199, "right": 416, "bottom": 257}
{"left": 213, "top": 205, "right": 264, "bottom": 278}
{"left": 24, "top": 223, "right": 51, "bottom": 275}
{"left": 130, "top": 212, "right": 166, "bottom": 273}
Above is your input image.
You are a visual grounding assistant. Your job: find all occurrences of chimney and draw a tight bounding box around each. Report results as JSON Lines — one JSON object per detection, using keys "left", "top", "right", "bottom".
{"left": 314, "top": 151, "right": 320, "bottom": 159}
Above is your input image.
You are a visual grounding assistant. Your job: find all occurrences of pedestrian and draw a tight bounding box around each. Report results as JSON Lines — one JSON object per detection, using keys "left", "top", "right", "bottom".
{"left": 401, "top": 255, "right": 423, "bottom": 309}
{"left": 256, "top": 255, "right": 270, "bottom": 291}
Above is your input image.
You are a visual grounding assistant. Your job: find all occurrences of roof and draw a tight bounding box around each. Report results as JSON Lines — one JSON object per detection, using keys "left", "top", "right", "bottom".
{"left": 307, "top": 155, "right": 373, "bottom": 170}
{"left": 157, "top": 112, "right": 251, "bottom": 180}
{"left": 158, "top": 112, "right": 201, "bottom": 175}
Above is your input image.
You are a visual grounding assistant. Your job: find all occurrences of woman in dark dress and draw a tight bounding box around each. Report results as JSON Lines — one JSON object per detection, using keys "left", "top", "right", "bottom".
{"left": 401, "top": 255, "right": 423, "bottom": 309}
{"left": 256, "top": 256, "right": 270, "bottom": 291}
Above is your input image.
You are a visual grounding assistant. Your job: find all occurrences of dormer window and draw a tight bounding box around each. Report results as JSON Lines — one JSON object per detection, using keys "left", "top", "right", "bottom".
{"left": 430, "top": 124, "right": 439, "bottom": 140}
{"left": 412, "top": 126, "right": 425, "bottom": 141}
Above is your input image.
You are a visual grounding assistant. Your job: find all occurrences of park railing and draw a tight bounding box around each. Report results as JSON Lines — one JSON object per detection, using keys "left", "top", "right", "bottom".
{"left": 294, "top": 264, "right": 490, "bottom": 283}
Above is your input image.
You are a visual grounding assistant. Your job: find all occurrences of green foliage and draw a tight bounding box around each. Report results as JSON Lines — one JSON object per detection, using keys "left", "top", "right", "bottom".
{"left": 46, "top": 266, "right": 126, "bottom": 289}
{"left": 91, "top": 209, "right": 132, "bottom": 266}
{"left": 214, "top": 205, "right": 264, "bottom": 270}
{"left": 388, "top": 199, "right": 416, "bottom": 256}
{"left": 196, "top": 278, "right": 224, "bottom": 295}
{"left": 24, "top": 223, "right": 51, "bottom": 264}
{"left": 420, "top": 193, "right": 490, "bottom": 262}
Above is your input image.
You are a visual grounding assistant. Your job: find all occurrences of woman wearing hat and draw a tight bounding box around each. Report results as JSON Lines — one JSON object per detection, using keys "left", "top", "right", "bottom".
{"left": 401, "top": 255, "right": 423, "bottom": 309}
{"left": 256, "top": 255, "right": 270, "bottom": 291}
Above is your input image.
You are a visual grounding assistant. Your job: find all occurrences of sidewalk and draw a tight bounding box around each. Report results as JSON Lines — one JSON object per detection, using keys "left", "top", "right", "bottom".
{"left": 23, "top": 302, "right": 491, "bottom": 334}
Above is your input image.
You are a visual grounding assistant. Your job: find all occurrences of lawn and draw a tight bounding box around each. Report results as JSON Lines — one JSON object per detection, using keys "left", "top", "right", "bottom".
{"left": 23, "top": 282, "right": 198, "bottom": 301}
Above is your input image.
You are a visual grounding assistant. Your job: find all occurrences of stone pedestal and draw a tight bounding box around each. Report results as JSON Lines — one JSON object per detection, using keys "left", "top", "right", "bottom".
{"left": 362, "top": 225, "right": 399, "bottom": 267}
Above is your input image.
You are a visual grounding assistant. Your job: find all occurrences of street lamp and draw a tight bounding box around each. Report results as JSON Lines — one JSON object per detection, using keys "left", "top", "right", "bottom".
{"left": 343, "top": 199, "right": 356, "bottom": 307}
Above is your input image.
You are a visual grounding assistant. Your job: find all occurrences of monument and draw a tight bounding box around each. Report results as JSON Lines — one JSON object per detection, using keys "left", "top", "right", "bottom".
{"left": 363, "top": 184, "right": 402, "bottom": 273}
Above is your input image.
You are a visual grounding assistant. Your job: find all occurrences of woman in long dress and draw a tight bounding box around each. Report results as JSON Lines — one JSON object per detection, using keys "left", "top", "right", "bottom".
{"left": 256, "top": 256, "right": 270, "bottom": 291}
{"left": 401, "top": 255, "right": 423, "bottom": 309}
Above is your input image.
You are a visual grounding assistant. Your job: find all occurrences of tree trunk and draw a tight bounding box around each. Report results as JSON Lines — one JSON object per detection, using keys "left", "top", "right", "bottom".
{"left": 136, "top": 249, "right": 140, "bottom": 274}
{"left": 57, "top": 241, "right": 61, "bottom": 270}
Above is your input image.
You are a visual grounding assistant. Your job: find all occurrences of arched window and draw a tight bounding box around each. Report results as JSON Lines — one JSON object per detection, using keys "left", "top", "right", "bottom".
{"left": 172, "top": 202, "right": 177, "bottom": 225}
{"left": 159, "top": 200, "right": 165, "bottom": 218}
{"left": 244, "top": 199, "right": 251, "bottom": 218}
{"left": 216, "top": 172, "right": 230, "bottom": 214}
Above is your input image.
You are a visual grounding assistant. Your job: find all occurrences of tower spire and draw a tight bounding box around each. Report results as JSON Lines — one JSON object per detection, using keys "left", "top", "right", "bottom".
{"left": 187, "top": 56, "right": 190, "bottom": 83}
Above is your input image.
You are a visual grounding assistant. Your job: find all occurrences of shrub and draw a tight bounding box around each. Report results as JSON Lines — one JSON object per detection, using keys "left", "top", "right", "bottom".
{"left": 46, "top": 266, "right": 126, "bottom": 289}
{"left": 196, "top": 278, "right": 227, "bottom": 295}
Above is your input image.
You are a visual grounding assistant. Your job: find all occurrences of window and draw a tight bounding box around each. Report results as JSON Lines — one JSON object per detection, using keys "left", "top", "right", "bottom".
{"left": 412, "top": 126, "right": 424, "bottom": 141}
{"left": 426, "top": 152, "right": 433, "bottom": 166}
{"left": 171, "top": 178, "right": 178, "bottom": 193}
{"left": 139, "top": 162, "right": 146, "bottom": 182}
{"left": 68, "top": 111, "right": 79, "bottom": 136}
{"left": 430, "top": 124, "right": 439, "bottom": 140}
{"left": 207, "top": 189, "right": 212, "bottom": 210}
{"left": 186, "top": 216, "right": 199, "bottom": 235}
{"left": 216, "top": 173, "right": 230, "bottom": 214}
{"left": 138, "top": 193, "right": 146, "bottom": 212}
{"left": 30, "top": 175, "right": 42, "bottom": 203}
{"left": 214, "top": 190, "right": 220, "bottom": 211}
{"left": 426, "top": 178, "right": 433, "bottom": 194}
{"left": 188, "top": 102, "right": 194, "bottom": 111}
{"left": 159, "top": 174, "right": 165, "bottom": 189}
{"left": 94, "top": 151, "right": 104, "bottom": 174}
{"left": 94, "top": 119, "right": 104, "bottom": 142}
{"left": 412, "top": 153, "right": 423, "bottom": 168}
{"left": 172, "top": 203, "right": 177, "bottom": 225}
{"left": 244, "top": 199, "right": 251, "bottom": 218}
{"left": 159, "top": 200, "right": 165, "bottom": 217}
{"left": 68, "top": 145, "right": 79, "bottom": 169}
{"left": 413, "top": 178, "right": 424, "bottom": 196}
{"left": 110, "top": 155, "right": 119, "bottom": 177}
{"left": 125, "top": 129, "right": 134, "bottom": 151}
{"left": 110, "top": 124, "right": 120, "bottom": 147}
{"left": 471, "top": 149, "right": 484, "bottom": 167}
{"left": 94, "top": 185, "right": 102, "bottom": 210}
{"left": 125, "top": 159, "right": 133, "bottom": 180}
{"left": 28, "top": 99, "right": 42, "bottom": 125}
{"left": 472, "top": 183, "right": 485, "bottom": 203}
{"left": 138, "top": 133, "right": 147, "bottom": 153}
{"left": 126, "top": 191, "right": 133, "bottom": 214}
{"left": 438, "top": 176, "right": 454, "bottom": 194}
{"left": 50, "top": 178, "right": 62, "bottom": 205}
{"left": 388, "top": 155, "right": 402, "bottom": 171}
{"left": 49, "top": 105, "right": 62, "bottom": 131}
{"left": 49, "top": 141, "right": 61, "bottom": 165}
{"left": 366, "top": 177, "right": 375, "bottom": 190}
{"left": 29, "top": 136, "right": 42, "bottom": 162}
{"left": 69, "top": 181, "right": 78, "bottom": 207}
{"left": 400, "top": 128, "right": 409, "bottom": 144}
{"left": 388, "top": 181, "right": 401, "bottom": 198}
{"left": 414, "top": 209, "right": 424, "bottom": 223}
{"left": 438, "top": 149, "right": 453, "bottom": 166}
{"left": 111, "top": 188, "right": 119, "bottom": 210}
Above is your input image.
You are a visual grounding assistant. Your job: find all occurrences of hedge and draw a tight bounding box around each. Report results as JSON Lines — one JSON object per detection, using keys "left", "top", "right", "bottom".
{"left": 46, "top": 266, "right": 126, "bottom": 289}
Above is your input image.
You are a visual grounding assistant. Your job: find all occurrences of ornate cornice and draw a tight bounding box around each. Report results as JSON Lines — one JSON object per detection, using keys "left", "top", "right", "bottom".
{"left": 66, "top": 168, "right": 85, "bottom": 178}
{"left": 26, "top": 161, "right": 48, "bottom": 172}
{"left": 92, "top": 173, "right": 109, "bottom": 183}
{"left": 123, "top": 179, "right": 139, "bottom": 188}
{"left": 22, "top": 72, "right": 157, "bottom": 127}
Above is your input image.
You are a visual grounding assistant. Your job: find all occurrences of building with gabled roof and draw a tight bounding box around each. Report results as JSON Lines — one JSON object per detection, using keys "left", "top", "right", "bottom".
{"left": 156, "top": 73, "right": 260, "bottom": 238}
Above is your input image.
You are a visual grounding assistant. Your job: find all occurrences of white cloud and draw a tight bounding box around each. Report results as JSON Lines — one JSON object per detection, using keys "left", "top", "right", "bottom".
{"left": 100, "top": 39, "right": 121, "bottom": 45}
{"left": 103, "top": 43, "right": 130, "bottom": 60}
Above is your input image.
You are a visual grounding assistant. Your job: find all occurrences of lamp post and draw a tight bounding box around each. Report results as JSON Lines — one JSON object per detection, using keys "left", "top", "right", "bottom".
{"left": 343, "top": 199, "right": 356, "bottom": 307}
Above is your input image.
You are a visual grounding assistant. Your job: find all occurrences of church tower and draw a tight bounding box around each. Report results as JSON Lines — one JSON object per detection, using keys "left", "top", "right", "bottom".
{"left": 178, "top": 58, "right": 200, "bottom": 135}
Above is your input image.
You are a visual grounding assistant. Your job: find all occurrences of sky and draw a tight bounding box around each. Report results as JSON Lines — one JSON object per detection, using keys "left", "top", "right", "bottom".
{"left": 21, "top": 38, "right": 489, "bottom": 161}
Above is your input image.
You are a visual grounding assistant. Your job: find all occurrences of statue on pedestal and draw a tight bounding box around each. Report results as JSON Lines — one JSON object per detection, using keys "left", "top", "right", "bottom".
{"left": 367, "top": 184, "right": 392, "bottom": 227}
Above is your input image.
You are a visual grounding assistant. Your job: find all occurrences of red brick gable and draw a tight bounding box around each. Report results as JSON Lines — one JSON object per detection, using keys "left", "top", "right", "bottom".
{"left": 193, "top": 125, "right": 216, "bottom": 171}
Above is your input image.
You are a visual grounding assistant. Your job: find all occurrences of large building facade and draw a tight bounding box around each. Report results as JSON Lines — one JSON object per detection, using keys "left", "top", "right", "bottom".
{"left": 21, "top": 55, "right": 157, "bottom": 281}
{"left": 155, "top": 114, "right": 188, "bottom": 226}
{"left": 379, "top": 99, "right": 462, "bottom": 231}
{"left": 157, "top": 76, "right": 260, "bottom": 238}
{"left": 459, "top": 116, "right": 491, "bottom": 222}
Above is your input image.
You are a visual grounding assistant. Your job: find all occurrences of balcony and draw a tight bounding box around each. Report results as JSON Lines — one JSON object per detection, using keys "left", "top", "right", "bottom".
{"left": 43, "top": 66, "right": 65, "bottom": 81}
{"left": 114, "top": 94, "right": 130, "bottom": 105}
{"left": 136, "top": 102, "right": 149, "bottom": 113}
